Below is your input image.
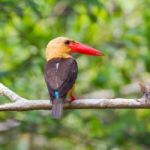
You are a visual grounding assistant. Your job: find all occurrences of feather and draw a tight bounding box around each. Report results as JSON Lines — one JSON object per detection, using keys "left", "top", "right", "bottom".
{"left": 51, "top": 98, "right": 63, "bottom": 119}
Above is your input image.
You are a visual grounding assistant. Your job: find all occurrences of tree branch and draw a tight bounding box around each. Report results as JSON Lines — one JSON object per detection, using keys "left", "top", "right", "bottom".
{"left": 0, "top": 83, "right": 150, "bottom": 111}
{"left": 0, "top": 83, "right": 26, "bottom": 102}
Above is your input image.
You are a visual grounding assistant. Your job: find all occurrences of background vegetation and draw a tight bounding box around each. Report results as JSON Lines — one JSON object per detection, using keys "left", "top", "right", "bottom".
{"left": 0, "top": 0, "right": 150, "bottom": 149}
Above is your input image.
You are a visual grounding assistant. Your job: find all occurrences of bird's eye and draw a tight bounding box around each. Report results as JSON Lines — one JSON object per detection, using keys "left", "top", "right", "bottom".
{"left": 64, "top": 40, "right": 70, "bottom": 45}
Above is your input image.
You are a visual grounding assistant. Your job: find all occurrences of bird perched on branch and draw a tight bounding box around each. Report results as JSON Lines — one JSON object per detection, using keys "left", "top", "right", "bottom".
{"left": 45, "top": 37, "right": 104, "bottom": 119}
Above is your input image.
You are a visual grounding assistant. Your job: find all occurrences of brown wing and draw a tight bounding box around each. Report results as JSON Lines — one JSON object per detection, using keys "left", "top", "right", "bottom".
{"left": 45, "top": 58, "right": 78, "bottom": 100}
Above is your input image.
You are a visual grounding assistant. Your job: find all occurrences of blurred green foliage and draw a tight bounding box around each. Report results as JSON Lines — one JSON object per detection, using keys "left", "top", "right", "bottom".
{"left": 0, "top": 0, "right": 150, "bottom": 149}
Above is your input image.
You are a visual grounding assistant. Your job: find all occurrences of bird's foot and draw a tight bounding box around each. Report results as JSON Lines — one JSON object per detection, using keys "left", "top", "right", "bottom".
{"left": 63, "top": 96, "right": 76, "bottom": 104}
{"left": 69, "top": 95, "right": 76, "bottom": 103}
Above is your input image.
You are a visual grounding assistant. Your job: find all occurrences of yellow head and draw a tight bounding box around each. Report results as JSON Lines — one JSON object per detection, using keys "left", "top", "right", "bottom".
{"left": 46, "top": 37, "right": 74, "bottom": 61}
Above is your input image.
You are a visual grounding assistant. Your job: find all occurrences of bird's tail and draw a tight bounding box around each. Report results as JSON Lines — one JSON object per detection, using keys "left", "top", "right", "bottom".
{"left": 52, "top": 98, "right": 63, "bottom": 119}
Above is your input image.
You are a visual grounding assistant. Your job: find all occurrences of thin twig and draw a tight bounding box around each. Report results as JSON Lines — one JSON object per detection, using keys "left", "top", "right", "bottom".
{"left": 0, "top": 83, "right": 26, "bottom": 102}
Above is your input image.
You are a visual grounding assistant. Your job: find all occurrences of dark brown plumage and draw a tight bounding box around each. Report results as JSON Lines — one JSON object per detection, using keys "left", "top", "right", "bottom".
{"left": 45, "top": 58, "right": 78, "bottom": 118}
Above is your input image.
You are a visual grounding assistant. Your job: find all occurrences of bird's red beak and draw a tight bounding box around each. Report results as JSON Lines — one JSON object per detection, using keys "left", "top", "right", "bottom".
{"left": 69, "top": 42, "right": 104, "bottom": 56}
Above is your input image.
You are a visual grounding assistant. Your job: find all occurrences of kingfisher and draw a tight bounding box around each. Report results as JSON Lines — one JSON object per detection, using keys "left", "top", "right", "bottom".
{"left": 45, "top": 37, "right": 104, "bottom": 119}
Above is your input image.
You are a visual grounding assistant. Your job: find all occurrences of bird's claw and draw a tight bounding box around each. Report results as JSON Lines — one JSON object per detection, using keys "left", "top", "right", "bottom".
{"left": 69, "top": 95, "right": 76, "bottom": 103}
